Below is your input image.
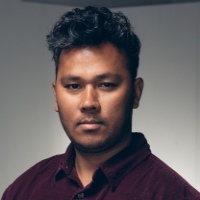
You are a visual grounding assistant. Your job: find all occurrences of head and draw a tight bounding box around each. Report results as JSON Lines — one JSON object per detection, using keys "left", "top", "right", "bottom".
{"left": 46, "top": 6, "right": 143, "bottom": 154}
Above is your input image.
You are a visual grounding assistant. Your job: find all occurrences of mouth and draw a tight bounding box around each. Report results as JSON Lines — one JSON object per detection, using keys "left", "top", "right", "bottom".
{"left": 78, "top": 119, "right": 103, "bottom": 131}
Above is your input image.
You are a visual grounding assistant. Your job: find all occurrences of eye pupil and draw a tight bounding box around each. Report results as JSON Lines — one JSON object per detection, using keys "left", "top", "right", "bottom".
{"left": 66, "top": 84, "right": 80, "bottom": 89}
{"left": 72, "top": 84, "right": 78, "bottom": 88}
{"left": 103, "top": 83, "right": 115, "bottom": 87}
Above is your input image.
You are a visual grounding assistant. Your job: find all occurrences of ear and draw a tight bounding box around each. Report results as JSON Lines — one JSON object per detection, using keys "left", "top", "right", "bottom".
{"left": 52, "top": 82, "right": 59, "bottom": 112}
{"left": 133, "top": 78, "right": 144, "bottom": 109}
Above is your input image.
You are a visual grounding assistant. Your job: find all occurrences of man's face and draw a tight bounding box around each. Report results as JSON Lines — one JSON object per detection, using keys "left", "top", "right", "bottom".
{"left": 53, "top": 43, "right": 143, "bottom": 153}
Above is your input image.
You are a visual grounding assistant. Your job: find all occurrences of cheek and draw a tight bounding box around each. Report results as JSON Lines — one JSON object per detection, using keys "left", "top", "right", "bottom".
{"left": 56, "top": 92, "right": 80, "bottom": 115}
{"left": 100, "top": 91, "right": 132, "bottom": 115}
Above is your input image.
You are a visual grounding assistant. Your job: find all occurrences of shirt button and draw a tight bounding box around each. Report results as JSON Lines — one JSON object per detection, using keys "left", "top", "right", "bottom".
{"left": 77, "top": 193, "right": 84, "bottom": 199}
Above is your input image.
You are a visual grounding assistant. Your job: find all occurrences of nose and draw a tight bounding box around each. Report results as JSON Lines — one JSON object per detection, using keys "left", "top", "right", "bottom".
{"left": 79, "top": 86, "right": 100, "bottom": 113}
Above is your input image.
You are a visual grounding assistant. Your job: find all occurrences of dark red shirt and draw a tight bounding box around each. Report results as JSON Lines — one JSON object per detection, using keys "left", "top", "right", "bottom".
{"left": 2, "top": 133, "right": 200, "bottom": 200}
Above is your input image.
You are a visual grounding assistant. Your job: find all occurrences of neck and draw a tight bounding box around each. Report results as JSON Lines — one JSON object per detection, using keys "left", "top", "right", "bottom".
{"left": 74, "top": 134, "right": 131, "bottom": 187}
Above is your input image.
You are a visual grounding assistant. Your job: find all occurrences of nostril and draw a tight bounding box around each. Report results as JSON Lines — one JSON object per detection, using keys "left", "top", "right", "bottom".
{"left": 81, "top": 106, "right": 96, "bottom": 111}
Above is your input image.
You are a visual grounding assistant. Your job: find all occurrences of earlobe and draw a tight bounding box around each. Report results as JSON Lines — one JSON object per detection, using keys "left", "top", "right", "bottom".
{"left": 52, "top": 82, "right": 59, "bottom": 112}
{"left": 133, "top": 78, "right": 144, "bottom": 109}
{"left": 54, "top": 104, "right": 59, "bottom": 112}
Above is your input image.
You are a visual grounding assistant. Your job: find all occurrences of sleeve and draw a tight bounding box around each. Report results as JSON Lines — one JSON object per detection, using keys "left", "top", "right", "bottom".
{"left": 1, "top": 155, "right": 60, "bottom": 200}
{"left": 1, "top": 174, "right": 25, "bottom": 200}
{"left": 1, "top": 184, "right": 15, "bottom": 200}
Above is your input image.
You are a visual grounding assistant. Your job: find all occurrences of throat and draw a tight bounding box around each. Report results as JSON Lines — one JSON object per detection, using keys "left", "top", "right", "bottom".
{"left": 74, "top": 138, "right": 131, "bottom": 187}
{"left": 74, "top": 152, "right": 105, "bottom": 187}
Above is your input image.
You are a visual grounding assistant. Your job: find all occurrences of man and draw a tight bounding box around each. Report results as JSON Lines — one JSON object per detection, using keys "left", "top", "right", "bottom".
{"left": 1, "top": 6, "right": 200, "bottom": 200}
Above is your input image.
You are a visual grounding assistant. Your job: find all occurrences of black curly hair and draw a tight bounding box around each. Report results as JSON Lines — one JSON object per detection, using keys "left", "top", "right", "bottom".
{"left": 46, "top": 6, "right": 141, "bottom": 80}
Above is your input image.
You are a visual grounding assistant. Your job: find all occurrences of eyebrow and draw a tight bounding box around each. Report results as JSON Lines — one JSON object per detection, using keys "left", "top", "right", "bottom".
{"left": 61, "top": 75, "right": 81, "bottom": 81}
{"left": 96, "top": 73, "right": 121, "bottom": 80}
{"left": 60, "top": 72, "right": 121, "bottom": 83}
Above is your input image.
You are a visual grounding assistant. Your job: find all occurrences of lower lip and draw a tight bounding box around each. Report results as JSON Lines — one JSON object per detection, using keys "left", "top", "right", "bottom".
{"left": 79, "top": 124, "right": 102, "bottom": 130}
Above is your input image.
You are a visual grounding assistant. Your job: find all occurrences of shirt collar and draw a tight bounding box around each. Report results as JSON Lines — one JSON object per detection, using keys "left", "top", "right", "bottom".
{"left": 55, "top": 143, "right": 75, "bottom": 181}
{"left": 55, "top": 132, "right": 151, "bottom": 190}
{"left": 100, "top": 132, "right": 151, "bottom": 190}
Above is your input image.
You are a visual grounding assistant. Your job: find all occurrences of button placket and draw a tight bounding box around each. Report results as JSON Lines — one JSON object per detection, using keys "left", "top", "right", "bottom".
{"left": 77, "top": 192, "right": 84, "bottom": 199}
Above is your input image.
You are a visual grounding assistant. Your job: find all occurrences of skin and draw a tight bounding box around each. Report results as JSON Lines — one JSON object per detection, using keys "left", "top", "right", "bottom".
{"left": 52, "top": 42, "right": 143, "bottom": 186}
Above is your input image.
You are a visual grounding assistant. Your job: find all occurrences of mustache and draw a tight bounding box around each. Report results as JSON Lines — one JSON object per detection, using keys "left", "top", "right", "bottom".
{"left": 75, "top": 114, "right": 107, "bottom": 126}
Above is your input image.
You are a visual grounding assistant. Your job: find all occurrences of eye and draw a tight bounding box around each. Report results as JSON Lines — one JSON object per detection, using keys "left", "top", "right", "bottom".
{"left": 99, "top": 83, "right": 117, "bottom": 88}
{"left": 66, "top": 84, "right": 81, "bottom": 90}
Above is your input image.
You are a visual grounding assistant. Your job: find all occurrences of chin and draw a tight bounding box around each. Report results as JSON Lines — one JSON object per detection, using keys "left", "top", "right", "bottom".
{"left": 72, "top": 138, "right": 113, "bottom": 154}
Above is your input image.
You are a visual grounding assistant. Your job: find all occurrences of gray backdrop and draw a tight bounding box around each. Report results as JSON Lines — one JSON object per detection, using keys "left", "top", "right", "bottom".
{"left": 0, "top": 0, "right": 200, "bottom": 196}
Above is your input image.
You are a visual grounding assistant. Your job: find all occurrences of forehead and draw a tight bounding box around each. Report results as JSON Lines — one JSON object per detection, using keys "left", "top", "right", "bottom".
{"left": 57, "top": 43, "right": 129, "bottom": 78}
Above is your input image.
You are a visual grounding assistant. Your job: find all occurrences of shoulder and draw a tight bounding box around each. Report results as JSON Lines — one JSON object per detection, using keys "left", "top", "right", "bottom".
{"left": 16, "top": 153, "right": 63, "bottom": 179}
{"left": 142, "top": 154, "right": 200, "bottom": 199}
{"left": 1, "top": 154, "right": 64, "bottom": 200}
{"left": 148, "top": 154, "right": 192, "bottom": 185}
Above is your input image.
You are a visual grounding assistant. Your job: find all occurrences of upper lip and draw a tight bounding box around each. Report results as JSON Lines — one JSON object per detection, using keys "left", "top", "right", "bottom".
{"left": 79, "top": 119, "right": 102, "bottom": 124}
